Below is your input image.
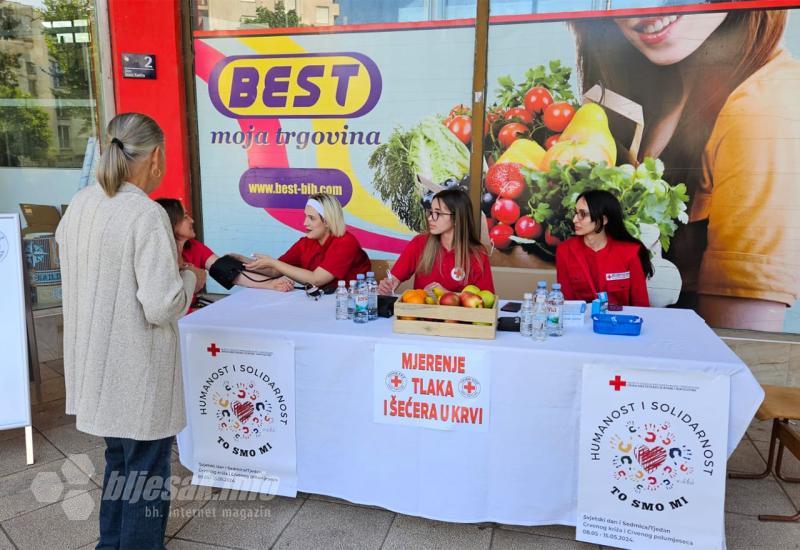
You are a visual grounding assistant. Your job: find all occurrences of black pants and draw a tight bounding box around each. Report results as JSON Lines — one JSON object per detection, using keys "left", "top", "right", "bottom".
{"left": 97, "top": 436, "right": 174, "bottom": 550}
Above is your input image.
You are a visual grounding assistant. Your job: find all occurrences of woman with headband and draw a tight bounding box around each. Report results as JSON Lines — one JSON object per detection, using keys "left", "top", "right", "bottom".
{"left": 245, "top": 193, "right": 371, "bottom": 289}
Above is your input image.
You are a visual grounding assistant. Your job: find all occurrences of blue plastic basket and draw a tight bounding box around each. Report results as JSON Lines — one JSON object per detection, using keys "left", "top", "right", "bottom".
{"left": 591, "top": 313, "right": 643, "bottom": 336}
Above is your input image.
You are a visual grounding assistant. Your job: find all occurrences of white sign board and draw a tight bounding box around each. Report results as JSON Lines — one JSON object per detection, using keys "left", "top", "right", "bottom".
{"left": 182, "top": 328, "right": 297, "bottom": 496}
{"left": 0, "top": 214, "right": 31, "bottom": 431}
{"left": 576, "top": 364, "right": 730, "bottom": 549}
{"left": 374, "top": 343, "right": 490, "bottom": 431}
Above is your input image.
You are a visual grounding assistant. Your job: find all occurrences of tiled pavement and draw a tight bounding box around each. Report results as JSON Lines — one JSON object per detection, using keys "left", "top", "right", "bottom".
{"left": 2, "top": 316, "right": 799, "bottom": 549}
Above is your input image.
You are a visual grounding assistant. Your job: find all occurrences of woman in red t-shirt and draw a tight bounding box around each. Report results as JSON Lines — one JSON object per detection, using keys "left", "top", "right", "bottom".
{"left": 378, "top": 188, "right": 494, "bottom": 295}
{"left": 555, "top": 190, "right": 651, "bottom": 307}
{"left": 245, "top": 193, "right": 371, "bottom": 289}
{"left": 156, "top": 199, "right": 294, "bottom": 305}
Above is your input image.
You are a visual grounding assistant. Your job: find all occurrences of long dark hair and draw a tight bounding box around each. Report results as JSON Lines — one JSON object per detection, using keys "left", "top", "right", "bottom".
{"left": 578, "top": 190, "right": 653, "bottom": 278}
{"left": 155, "top": 198, "right": 184, "bottom": 229}
{"left": 418, "top": 188, "right": 486, "bottom": 281}
{"left": 572, "top": 10, "right": 786, "bottom": 191}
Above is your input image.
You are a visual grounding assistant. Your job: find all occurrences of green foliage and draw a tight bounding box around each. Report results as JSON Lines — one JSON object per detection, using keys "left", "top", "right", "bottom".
{"left": 494, "top": 60, "right": 575, "bottom": 111}
{"left": 0, "top": 86, "right": 52, "bottom": 166}
{"left": 247, "top": 1, "right": 302, "bottom": 28}
{"left": 369, "top": 118, "right": 470, "bottom": 232}
{"left": 41, "top": 0, "right": 93, "bottom": 128}
{"left": 525, "top": 158, "right": 689, "bottom": 251}
{"left": 0, "top": 3, "right": 52, "bottom": 165}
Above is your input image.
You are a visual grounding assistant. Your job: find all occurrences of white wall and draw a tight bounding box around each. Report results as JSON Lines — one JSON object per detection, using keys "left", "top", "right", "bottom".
{"left": 0, "top": 168, "right": 83, "bottom": 227}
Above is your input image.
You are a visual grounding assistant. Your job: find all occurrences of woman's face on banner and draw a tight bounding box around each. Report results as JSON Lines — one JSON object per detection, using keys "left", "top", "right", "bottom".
{"left": 614, "top": 12, "right": 728, "bottom": 66}
{"left": 303, "top": 205, "right": 329, "bottom": 241}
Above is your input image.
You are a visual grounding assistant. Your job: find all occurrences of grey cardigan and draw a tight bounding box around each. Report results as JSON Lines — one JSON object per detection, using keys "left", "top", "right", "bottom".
{"left": 56, "top": 183, "right": 196, "bottom": 440}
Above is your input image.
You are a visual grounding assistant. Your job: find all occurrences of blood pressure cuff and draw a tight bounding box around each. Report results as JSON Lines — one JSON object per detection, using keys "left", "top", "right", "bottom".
{"left": 208, "top": 255, "right": 245, "bottom": 290}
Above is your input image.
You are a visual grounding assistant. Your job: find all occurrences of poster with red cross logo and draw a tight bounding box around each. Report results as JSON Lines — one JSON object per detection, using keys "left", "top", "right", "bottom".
{"left": 373, "top": 343, "right": 490, "bottom": 432}
{"left": 576, "top": 364, "right": 730, "bottom": 549}
{"left": 181, "top": 328, "right": 297, "bottom": 497}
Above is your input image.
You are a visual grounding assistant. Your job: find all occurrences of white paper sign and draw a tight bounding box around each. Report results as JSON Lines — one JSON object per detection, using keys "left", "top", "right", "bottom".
{"left": 576, "top": 364, "right": 730, "bottom": 549}
{"left": 0, "top": 214, "right": 31, "bottom": 431}
{"left": 374, "top": 343, "right": 490, "bottom": 431}
{"left": 183, "top": 328, "right": 297, "bottom": 496}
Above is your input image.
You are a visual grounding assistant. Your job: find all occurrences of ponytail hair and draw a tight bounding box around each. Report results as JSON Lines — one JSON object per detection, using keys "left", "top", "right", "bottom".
{"left": 97, "top": 113, "right": 164, "bottom": 197}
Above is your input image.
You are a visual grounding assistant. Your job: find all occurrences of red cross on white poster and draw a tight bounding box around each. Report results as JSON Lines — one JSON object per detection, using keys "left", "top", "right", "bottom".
{"left": 576, "top": 364, "right": 730, "bottom": 549}
{"left": 373, "top": 343, "right": 490, "bottom": 432}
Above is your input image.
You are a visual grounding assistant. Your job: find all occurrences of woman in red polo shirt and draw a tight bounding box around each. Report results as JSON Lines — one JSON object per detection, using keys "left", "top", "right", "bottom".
{"left": 556, "top": 190, "right": 651, "bottom": 307}
{"left": 156, "top": 199, "right": 294, "bottom": 306}
{"left": 378, "top": 188, "right": 494, "bottom": 295}
{"left": 245, "top": 193, "right": 371, "bottom": 289}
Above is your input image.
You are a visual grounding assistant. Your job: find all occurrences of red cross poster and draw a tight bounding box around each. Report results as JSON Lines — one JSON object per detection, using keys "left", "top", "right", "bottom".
{"left": 373, "top": 343, "right": 490, "bottom": 432}
{"left": 576, "top": 364, "right": 730, "bottom": 549}
{"left": 181, "top": 327, "right": 297, "bottom": 496}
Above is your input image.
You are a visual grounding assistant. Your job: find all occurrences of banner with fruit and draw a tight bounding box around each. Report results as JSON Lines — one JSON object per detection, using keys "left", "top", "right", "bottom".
{"left": 195, "top": 8, "right": 800, "bottom": 332}
{"left": 373, "top": 343, "right": 490, "bottom": 431}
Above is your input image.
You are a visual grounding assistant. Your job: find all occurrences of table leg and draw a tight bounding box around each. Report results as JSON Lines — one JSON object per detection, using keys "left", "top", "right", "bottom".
{"left": 728, "top": 419, "right": 778, "bottom": 480}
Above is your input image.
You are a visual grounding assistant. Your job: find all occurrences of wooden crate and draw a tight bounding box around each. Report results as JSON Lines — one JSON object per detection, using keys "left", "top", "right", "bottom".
{"left": 393, "top": 302, "right": 498, "bottom": 340}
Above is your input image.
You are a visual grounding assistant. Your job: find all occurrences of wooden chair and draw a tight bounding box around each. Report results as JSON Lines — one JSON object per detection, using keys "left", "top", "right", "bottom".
{"left": 729, "top": 384, "right": 800, "bottom": 522}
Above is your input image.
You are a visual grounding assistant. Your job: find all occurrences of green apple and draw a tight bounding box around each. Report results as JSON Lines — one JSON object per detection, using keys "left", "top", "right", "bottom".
{"left": 478, "top": 290, "right": 495, "bottom": 309}
{"left": 462, "top": 284, "right": 481, "bottom": 295}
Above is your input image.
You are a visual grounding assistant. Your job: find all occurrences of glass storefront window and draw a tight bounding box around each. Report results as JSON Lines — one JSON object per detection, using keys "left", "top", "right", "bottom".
{"left": 0, "top": 0, "right": 104, "bottom": 309}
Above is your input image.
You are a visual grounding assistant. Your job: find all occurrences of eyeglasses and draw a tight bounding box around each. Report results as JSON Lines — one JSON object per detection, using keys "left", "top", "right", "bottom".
{"left": 572, "top": 209, "right": 590, "bottom": 221}
{"left": 425, "top": 210, "right": 454, "bottom": 221}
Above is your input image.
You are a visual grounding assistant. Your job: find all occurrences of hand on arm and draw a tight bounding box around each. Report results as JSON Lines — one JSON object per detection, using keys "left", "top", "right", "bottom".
{"left": 233, "top": 273, "right": 295, "bottom": 292}
{"left": 243, "top": 254, "right": 281, "bottom": 278}
{"left": 247, "top": 254, "right": 334, "bottom": 287}
{"left": 182, "top": 264, "right": 206, "bottom": 294}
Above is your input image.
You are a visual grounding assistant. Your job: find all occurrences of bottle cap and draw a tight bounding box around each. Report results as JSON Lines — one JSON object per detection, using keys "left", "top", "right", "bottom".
{"left": 357, "top": 273, "right": 365, "bottom": 279}
{"left": 597, "top": 291, "right": 608, "bottom": 300}
{"left": 524, "top": 292, "right": 533, "bottom": 299}
{"left": 349, "top": 279, "right": 356, "bottom": 285}
{"left": 338, "top": 280, "right": 346, "bottom": 286}
{"left": 552, "top": 283, "right": 561, "bottom": 290}
{"left": 366, "top": 271, "right": 375, "bottom": 277}
{"left": 537, "top": 280, "right": 547, "bottom": 287}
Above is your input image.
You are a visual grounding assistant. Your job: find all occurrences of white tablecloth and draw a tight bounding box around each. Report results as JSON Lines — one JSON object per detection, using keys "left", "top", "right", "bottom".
{"left": 178, "top": 288, "right": 762, "bottom": 526}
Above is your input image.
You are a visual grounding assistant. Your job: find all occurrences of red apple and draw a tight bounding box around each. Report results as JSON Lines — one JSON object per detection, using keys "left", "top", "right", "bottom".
{"left": 460, "top": 292, "right": 484, "bottom": 308}
{"left": 438, "top": 292, "right": 461, "bottom": 306}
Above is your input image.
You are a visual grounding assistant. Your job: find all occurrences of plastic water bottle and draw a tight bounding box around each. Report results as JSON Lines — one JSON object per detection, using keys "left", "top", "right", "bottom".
{"left": 347, "top": 279, "right": 356, "bottom": 319}
{"left": 354, "top": 274, "right": 368, "bottom": 324}
{"left": 533, "top": 281, "right": 548, "bottom": 341}
{"left": 546, "top": 283, "right": 564, "bottom": 337}
{"left": 335, "top": 281, "right": 349, "bottom": 320}
{"left": 366, "top": 271, "right": 378, "bottom": 321}
{"left": 520, "top": 292, "right": 534, "bottom": 337}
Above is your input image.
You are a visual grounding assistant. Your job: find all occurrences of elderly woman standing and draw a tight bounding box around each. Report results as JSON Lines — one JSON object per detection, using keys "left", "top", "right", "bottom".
{"left": 56, "top": 113, "right": 204, "bottom": 549}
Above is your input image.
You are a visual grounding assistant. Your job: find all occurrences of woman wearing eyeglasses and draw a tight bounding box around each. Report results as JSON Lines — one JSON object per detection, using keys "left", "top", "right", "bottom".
{"left": 556, "top": 190, "right": 651, "bottom": 307}
{"left": 245, "top": 193, "right": 371, "bottom": 290}
{"left": 378, "top": 188, "right": 494, "bottom": 295}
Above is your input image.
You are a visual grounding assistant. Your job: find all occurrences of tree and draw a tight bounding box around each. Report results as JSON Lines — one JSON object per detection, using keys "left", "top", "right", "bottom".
{"left": 0, "top": 86, "right": 52, "bottom": 166}
{"left": 247, "top": 1, "right": 302, "bottom": 28}
{"left": 40, "top": 0, "right": 94, "bottom": 127}
{"left": 0, "top": 3, "right": 52, "bottom": 166}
